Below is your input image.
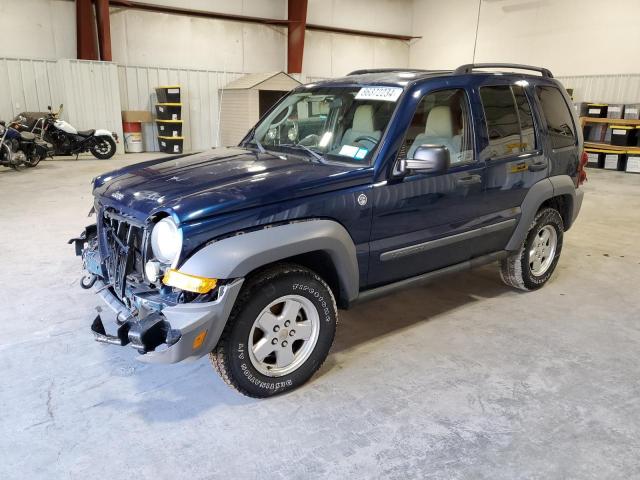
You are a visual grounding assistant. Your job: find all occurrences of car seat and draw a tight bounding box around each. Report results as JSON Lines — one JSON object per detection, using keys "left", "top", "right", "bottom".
{"left": 340, "top": 105, "right": 381, "bottom": 147}
{"left": 408, "top": 106, "right": 461, "bottom": 160}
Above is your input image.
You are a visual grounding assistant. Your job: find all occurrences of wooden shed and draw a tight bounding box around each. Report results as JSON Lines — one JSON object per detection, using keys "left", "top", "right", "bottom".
{"left": 219, "top": 71, "right": 301, "bottom": 146}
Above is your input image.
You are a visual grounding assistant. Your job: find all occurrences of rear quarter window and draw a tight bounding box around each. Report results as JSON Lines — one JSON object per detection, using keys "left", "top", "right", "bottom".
{"left": 535, "top": 86, "right": 577, "bottom": 149}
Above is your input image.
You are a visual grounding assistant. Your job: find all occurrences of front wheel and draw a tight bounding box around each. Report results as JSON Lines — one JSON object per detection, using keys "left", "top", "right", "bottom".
{"left": 24, "top": 154, "right": 43, "bottom": 168}
{"left": 90, "top": 136, "right": 116, "bottom": 159}
{"left": 210, "top": 264, "right": 338, "bottom": 398}
{"left": 500, "top": 207, "right": 564, "bottom": 291}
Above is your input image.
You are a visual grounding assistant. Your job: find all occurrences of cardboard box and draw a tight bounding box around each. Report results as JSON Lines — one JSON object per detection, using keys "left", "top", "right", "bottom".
{"left": 122, "top": 110, "right": 153, "bottom": 123}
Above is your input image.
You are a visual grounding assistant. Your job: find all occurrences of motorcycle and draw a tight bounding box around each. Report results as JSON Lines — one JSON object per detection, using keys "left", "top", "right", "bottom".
{"left": 34, "top": 105, "right": 118, "bottom": 160}
{"left": 0, "top": 118, "right": 52, "bottom": 170}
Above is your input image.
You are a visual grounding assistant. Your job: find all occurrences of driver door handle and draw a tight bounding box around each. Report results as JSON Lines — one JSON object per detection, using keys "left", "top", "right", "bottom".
{"left": 456, "top": 174, "right": 482, "bottom": 186}
{"left": 528, "top": 161, "right": 547, "bottom": 172}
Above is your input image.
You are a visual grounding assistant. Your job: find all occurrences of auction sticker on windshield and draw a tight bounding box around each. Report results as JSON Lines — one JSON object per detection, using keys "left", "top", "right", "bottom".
{"left": 355, "top": 86, "right": 403, "bottom": 102}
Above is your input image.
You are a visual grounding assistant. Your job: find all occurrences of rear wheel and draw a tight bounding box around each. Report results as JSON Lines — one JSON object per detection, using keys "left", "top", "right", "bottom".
{"left": 210, "top": 264, "right": 337, "bottom": 398}
{"left": 500, "top": 207, "right": 564, "bottom": 291}
{"left": 90, "top": 136, "right": 116, "bottom": 159}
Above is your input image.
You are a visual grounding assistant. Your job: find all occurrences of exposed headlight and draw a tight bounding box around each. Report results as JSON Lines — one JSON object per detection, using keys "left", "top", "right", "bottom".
{"left": 150, "top": 217, "right": 182, "bottom": 265}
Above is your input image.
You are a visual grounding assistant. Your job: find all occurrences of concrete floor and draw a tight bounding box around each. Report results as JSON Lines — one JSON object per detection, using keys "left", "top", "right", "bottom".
{"left": 1, "top": 153, "right": 639, "bottom": 479}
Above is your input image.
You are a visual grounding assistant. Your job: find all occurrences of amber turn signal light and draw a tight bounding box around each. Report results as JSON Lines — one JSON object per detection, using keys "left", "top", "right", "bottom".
{"left": 162, "top": 269, "right": 217, "bottom": 294}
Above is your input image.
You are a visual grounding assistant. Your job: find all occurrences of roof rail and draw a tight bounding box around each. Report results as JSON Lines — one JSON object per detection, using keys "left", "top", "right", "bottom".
{"left": 454, "top": 63, "right": 553, "bottom": 78}
{"left": 347, "top": 68, "right": 431, "bottom": 76}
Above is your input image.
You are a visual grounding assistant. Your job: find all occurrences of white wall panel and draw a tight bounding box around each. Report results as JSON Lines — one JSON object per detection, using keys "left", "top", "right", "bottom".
{"left": 118, "top": 65, "right": 244, "bottom": 151}
{"left": 308, "top": 0, "right": 413, "bottom": 35}
{"left": 0, "top": 58, "right": 124, "bottom": 154}
{"left": 110, "top": 8, "right": 286, "bottom": 72}
{"left": 0, "top": 58, "right": 59, "bottom": 120}
{"left": 127, "top": 0, "right": 286, "bottom": 19}
{"left": 303, "top": 30, "right": 410, "bottom": 79}
{"left": 557, "top": 75, "right": 640, "bottom": 104}
{"left": 410, "top": 0, "right": 640, "bottom": 77}
{"left": 57, "top": 60, "right": 125, "bottom": 154}
{"left": 0, "top": 0, "right": 75, "bottom": 60}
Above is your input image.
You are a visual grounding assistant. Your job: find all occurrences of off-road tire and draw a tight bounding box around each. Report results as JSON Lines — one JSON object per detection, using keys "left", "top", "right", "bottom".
{"left": 90, "top": 136, "right": 116, "bottom": 160}
{"left": 500, "top": 207, "right": 564, "bottom": 291}
{"left": 210, "top": 263, "right": 338, "bottom": 398}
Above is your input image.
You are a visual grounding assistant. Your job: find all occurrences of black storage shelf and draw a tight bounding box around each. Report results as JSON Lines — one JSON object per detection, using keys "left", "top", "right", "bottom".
{"left": 154, "top": 85, "right": 183, "bottom": 154}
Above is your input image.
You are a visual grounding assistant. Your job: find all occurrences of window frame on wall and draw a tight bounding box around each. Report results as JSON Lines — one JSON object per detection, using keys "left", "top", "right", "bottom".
{"left": 479, "top": 84, "right": 539, "bottom": 161}
{"left": 396, "top": 87, "right": 476, "bottom": 168}
{"left": 534, "top": 85, "right": 578, "bottom": 150}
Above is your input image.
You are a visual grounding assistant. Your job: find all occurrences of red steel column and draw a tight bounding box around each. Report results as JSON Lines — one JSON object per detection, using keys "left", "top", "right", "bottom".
{"left": 76, "top": 0, "right": 99, "bottom": 60}
{"left": 95, "top": 0, "right": 112, "bottom": 61}
{"left": 287, "top": 0, "right": 308, "bottom": 74}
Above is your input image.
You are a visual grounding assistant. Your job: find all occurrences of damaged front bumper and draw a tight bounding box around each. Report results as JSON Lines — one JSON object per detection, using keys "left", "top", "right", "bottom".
{"left": 89, "top": 278, "right": 244, "bottom": 363}
{"left": 71, "top": 224, "right": 244, "bottom": 364}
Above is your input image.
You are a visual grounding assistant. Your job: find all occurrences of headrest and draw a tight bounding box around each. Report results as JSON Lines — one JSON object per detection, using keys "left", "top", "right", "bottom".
{"left": 353, "top": 105, "right": 374, "bottom": 131}
{"left": 425, "top": 106, "right": 453, "bottom": 137}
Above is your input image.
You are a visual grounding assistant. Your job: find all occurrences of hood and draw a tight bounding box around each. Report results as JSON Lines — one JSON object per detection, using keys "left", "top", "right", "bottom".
{"left": 93, "top": 147, "right": 372, "bottom": 224}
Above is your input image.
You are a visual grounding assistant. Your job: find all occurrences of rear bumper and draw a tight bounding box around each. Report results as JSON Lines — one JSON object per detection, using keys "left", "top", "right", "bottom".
{"left": 91, "top": 278, "right": 244, "bottom": 364}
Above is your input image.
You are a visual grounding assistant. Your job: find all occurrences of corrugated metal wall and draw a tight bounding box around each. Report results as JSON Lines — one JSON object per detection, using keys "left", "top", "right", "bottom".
{"left": 57, "top": 60, "right": 124, "bottom": 154}
{"left": 0, "top": 57, "right": 124, "bottom": 154}
{"left": 117, "top": 65, "right": 244, "bottom": 151}
{"left": 557, "top": 74, "right": 640, "bottom": 104}
{"left": 0, "top": 57, "right": 59, "bottom": 119}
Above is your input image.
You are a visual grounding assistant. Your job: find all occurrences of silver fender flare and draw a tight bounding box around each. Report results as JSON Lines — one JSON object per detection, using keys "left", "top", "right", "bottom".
{"left": 179, "top": 219, "right": 360, "bottom": 302}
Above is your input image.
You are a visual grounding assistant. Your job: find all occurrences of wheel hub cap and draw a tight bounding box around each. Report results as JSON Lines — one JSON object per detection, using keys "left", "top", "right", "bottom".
{"left": 528, "top": 225, "right": 557, "bottom": 276}
{"left": 248, "top": 295, "right": 320, "bottom": 377}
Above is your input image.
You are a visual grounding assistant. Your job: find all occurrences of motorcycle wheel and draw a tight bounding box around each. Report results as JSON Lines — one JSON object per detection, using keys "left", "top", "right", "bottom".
{"left": 24, "top": 154, "right": 43, "bottom": 168}
{"left": 90, "top": 136, "right": 116, "bottom": 160}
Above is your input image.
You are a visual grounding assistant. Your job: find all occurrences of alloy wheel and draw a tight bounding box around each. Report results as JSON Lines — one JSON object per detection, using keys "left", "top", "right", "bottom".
{"left": 248, "top": 295, "right": 320, "bottom": 377}
{"left": 528, "top": 224, "right": 557, "bottom": 276}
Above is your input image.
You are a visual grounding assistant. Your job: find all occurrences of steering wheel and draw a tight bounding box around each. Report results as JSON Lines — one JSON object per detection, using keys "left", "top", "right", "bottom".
{"left": 354, "top": 135, "right": 378, "bottom": 147}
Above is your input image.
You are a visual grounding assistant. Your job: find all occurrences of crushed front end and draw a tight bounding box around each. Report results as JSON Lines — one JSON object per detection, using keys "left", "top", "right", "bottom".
{"left": 70, "top": 206, "right": 243, "bottom": 363}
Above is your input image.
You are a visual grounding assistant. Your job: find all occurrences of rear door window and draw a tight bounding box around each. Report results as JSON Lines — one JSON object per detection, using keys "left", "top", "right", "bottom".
{"left": 535, "top": 86, "right": 577, "bottom": 149}
{"left": 480, "top": 85, "right": 536, "bottom": 158}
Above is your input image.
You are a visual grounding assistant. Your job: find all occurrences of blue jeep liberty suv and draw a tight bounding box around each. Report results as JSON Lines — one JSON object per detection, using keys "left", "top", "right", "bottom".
{"left": 72, "top": 63, "right": 586, "bottom": 397}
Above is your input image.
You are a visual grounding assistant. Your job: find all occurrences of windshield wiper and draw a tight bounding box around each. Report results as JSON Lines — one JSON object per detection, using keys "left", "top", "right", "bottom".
{"left": 279, "top": 143, "right": 326, "bottom": 164}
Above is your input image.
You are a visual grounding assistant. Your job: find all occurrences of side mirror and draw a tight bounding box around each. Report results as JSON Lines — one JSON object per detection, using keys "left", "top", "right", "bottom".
{"left": 47, "top": 105, "right": 52, "bottom": 111}
{"left": 399, "top": 145, "right": 450, "bottom": 174}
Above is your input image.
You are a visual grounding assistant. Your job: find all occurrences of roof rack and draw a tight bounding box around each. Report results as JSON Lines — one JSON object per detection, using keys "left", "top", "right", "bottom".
{"left": 454, "top": 63, "right": 553, "bottom": 78}
{"left": 347, "top": 68, "right": 432, "bottom": 76}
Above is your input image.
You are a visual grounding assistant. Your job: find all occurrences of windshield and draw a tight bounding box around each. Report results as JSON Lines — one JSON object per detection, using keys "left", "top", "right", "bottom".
{"left": 247, "top": 85, "right": 403, "bottom": 164}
